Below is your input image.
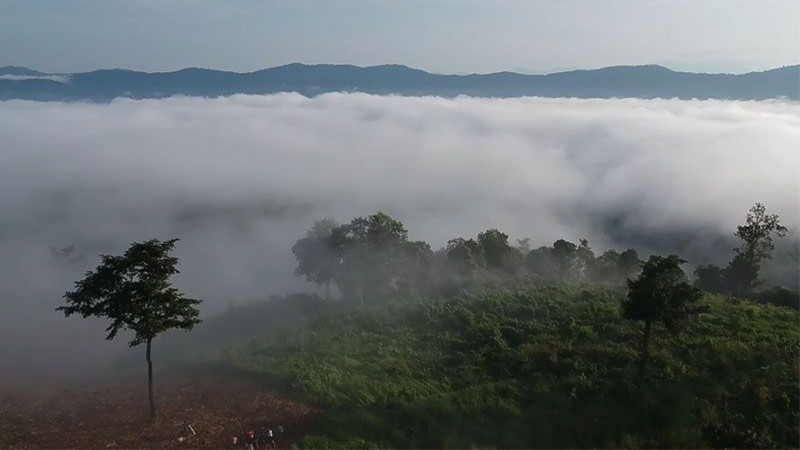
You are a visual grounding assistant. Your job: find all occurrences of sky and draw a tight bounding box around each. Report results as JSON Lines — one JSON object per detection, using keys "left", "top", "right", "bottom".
{"left": 1, "top": 0, "right": 797, "bottom": 74}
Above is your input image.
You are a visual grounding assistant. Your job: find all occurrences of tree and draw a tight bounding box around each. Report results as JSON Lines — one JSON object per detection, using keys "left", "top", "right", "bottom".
{"left": 618, "top": 248, "right": 642, "bottom": 280}
{"left": 292, "top": 218, "right": 339, "bottom": 300}
{"left": 524, "top": 246, "right": 557, "bottom": 280}
{"left": 622, "top": 255, "right": 704, "bottom": 376}
{"left": 693, "top": 264, "right": 728, "bottom": 293}
{"left": 331, "top": 212, "right": 409, "bottom": 304}
{"left": 515, "top": 238, "right": 531, "bottom": 255}
{"left": 477, "top": 229, "right": 515, "bottom": 272}
{"left": 397, "top": 240, "right": 435, "bottom": 296}
{"left": 725, "top": 203, "right": 787, "bottom": 296}
{"left": 589, "top": 249, "right": 621, "bottom": 284}
{"left": 445, "top": 237, "right": 485, "bottom": 279}
{"left": 552, "top": 239, "right": 578, "bottom": 282}
{"left": 57, "top": 239, "right": 201, "bottom": 421}
{"left": 587, "top": 247, "right": 641, "bottom": 285}
{"left": 575, "top": 238, "right": 595, "bottom": 281}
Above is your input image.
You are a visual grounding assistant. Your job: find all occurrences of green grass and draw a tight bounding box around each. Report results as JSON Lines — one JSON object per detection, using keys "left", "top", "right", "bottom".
{"left": 224, "top": 285, "right": 799, "bottom": 448}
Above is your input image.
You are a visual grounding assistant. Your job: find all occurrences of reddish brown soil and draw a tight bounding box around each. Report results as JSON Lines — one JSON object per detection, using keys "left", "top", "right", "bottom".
{"left": 0, "top": 368, "right": 319, "bottom": 449}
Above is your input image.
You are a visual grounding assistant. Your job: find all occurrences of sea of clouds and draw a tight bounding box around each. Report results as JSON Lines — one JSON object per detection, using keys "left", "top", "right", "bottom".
{"left": 0, "top": 93, "right": 797, "bottom": 378}
{"left": 0, "top": 74, "right": 69, "bottom": 82}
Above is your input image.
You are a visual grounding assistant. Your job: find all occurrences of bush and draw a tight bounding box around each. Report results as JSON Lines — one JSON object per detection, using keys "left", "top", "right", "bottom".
{"left": 752, "top": 286, "right": 800, "bottom": 310}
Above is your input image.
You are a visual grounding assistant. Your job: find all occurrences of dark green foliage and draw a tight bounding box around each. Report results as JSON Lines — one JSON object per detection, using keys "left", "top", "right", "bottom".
{"left": 694, "top": 204, "right": 788, "bottom": 298}
{"left": 227, "top": 285, "right": 799, "bottom": 448}
{"left": 751, "top": 286, "right": 800, "bottom": 310}
{"left": 524, "top": 245, "right": 558, "bottom": 279}
{"left": 694, "top": 264, "right": 728, "bottom": 293}
{"left": 59, "top": 239, "right": 201, "bottom": 345}
{"left": 587, "top": 248, "right": 642, "bottom": 286}
{"left": 330, "top": 212, "right": 418, "bottom": 304}
{"left": 589, "top": 249, "right": 623, "bottom": 285}
{"left": 623, "top": 255, "right": 705, "bottom": 375}
{"left": 58, "top": 239, "right": 201, "bottom": 420}
{"left": 734, "top": 203, "right": 788, "bottom": 266}
{"left": 619, "top": 248, "right": 643, "bottom": 280}
{"left": 624, "top": 255, "right": 702, "bottom": 331}
{"left": 445, "top": 237, "right": 485, "bottom": 279}
{"left": 397, "top": 240, "right": 436, "bottom": 296}
{"left": 524, "top": 239, "right": 633, "bottom": 285}
{"left": 724, "top": 254, "right": 762, "bottom": 297}
{"left": 291, "top": 213, "right": 710, "bottom": 305}
{"left": 292, "top": 219, "right": 339, "bottom": 300}
{"left": 476, "top": 229, "right": 517, "bottom": 273}
{"left": 552, "top": 239, "right": 579, "bottom": 281}
{"left": 161, "top": 293, "right": 330, "bottom": 359}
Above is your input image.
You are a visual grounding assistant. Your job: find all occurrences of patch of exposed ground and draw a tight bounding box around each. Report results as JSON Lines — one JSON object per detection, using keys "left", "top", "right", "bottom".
{"left": 0, "top": 367, "right": 318, "bottom": 449}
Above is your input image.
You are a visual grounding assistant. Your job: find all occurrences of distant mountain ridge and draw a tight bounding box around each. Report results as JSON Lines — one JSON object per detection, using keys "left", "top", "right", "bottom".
{"left": 0, "top": 63, "right": 797, "bottom": 101}
{"left": 0, "top": 66, "right": 48, "bottom": 77}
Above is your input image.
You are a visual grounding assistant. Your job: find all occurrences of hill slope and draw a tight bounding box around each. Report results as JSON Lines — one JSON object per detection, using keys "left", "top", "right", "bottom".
{"left": 224, "top": 285, "right": 799, "bottom": 448}
{"left": 0, "top": 64, "right": 797, "bottom": 101}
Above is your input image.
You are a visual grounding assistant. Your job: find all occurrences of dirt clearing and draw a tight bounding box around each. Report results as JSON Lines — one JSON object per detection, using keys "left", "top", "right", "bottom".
{"left": 0, "top": 367, "right": 318, "bottom": 448}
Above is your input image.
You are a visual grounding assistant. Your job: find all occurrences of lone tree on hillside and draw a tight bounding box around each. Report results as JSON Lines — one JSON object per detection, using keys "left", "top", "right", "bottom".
{"left": 693, "top": 203, "right": 788, "bottom": 296}
{"left": 727, "top": 203, "right": 787, "bottom": 296}
{"left": 623, "top": 254, "right": 704, "bottom": 376}
{"left": 57, "top": 239, "right": 201, "bottom": 422}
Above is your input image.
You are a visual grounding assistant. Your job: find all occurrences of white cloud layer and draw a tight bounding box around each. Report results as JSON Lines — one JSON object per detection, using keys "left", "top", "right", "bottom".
{"left": 0, "top": 93, "right": 798, "bottom": 377}
{"left": 0, "top": 74, "right": 69, "bottom": 82}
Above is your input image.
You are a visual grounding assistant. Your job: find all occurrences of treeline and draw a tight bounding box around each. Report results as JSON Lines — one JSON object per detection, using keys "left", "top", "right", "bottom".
{"left": 292, "top": 203, "right": 796, "bottom": 308}
{"left": 291, "top": 213, "right": 643, "bottom": 302}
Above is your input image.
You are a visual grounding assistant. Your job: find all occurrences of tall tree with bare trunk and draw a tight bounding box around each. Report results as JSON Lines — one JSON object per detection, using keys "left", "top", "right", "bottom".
{"left": 58, "top": 239, "right": 201, "bottom": 422}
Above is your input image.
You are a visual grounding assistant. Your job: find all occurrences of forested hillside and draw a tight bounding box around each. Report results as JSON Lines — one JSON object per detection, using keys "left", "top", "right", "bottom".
{"left": 221, "top": 286, "right": 798, "bottom": 448}
{"left": 178, "top": 204, "right": 800, "bottom": 448}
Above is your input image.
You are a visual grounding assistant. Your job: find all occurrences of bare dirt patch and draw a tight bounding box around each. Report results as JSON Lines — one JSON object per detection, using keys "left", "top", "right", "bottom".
{"left": 0, "top": 367, "right": 319, "bottom": 449}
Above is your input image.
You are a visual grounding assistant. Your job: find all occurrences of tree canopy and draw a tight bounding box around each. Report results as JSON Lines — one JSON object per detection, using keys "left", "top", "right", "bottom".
{"left": 694, "top": 203, "right": 789, "bottom": 298}
{"left": 292, "top": 218, "right": 339, "bottom": 299}
{"left": 623, "top": 254, "right": 704, "bottom": 375}
{"left": 58, "top": 238, "right": 201, "bottom": 420}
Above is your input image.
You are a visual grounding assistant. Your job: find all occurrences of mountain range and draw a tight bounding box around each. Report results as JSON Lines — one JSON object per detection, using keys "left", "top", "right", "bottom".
{"left": 1, "top": 63, "right": 797, "bottom": 101}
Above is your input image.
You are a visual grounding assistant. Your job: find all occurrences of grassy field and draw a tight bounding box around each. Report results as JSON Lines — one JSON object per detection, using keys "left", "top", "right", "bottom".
{"left": 223, "top": 285, "right": 799, "bottom": 448}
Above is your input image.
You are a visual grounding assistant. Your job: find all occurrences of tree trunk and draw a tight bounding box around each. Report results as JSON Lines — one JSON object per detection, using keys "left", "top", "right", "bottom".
{"left": 146, "top": 337, "right": 156, "bottom": 422}
{"left": 638, "top": 320, "right": 652, "bottom": 377}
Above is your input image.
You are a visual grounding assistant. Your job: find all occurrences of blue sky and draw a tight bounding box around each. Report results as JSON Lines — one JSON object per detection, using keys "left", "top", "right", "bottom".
{"left": 1, "top": 0, "right": 797, "bottom": 74}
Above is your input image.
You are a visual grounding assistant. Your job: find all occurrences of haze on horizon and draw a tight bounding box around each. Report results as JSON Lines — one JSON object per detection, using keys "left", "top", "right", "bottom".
{"left": 1, "top": 0, "right": 797, "bottom": 75}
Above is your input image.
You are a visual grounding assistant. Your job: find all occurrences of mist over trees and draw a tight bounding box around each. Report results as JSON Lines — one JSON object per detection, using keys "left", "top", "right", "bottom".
{"left": 291, "top": 219, "right": 339, "bottom": 300}
{"left": 291, "top": 212, "right": 627, "bottom": 301}
{"left": 49, "top": 203, "right": 797, "bottom": 447}
{"left": 6, "top": 92, "right": 795, "bottom": 446}
{"left": 292, "top": 213, "right": 436, "bottom": 305}
{"left": 694, "top": 203, "right": 791, "bottom": 304}
{"left": 1, "top": 93, "right": 797, "bottom": 321}
{"left": 291, "top": 204, "right": 796, "bottom": 309}
{"left": 229, "top": 203, "right": 797, "bottom": 448}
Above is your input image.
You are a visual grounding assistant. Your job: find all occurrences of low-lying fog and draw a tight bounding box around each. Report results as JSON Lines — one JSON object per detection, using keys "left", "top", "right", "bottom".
{"left": 1, "top": 94, "right": 797, "bottom": 379}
